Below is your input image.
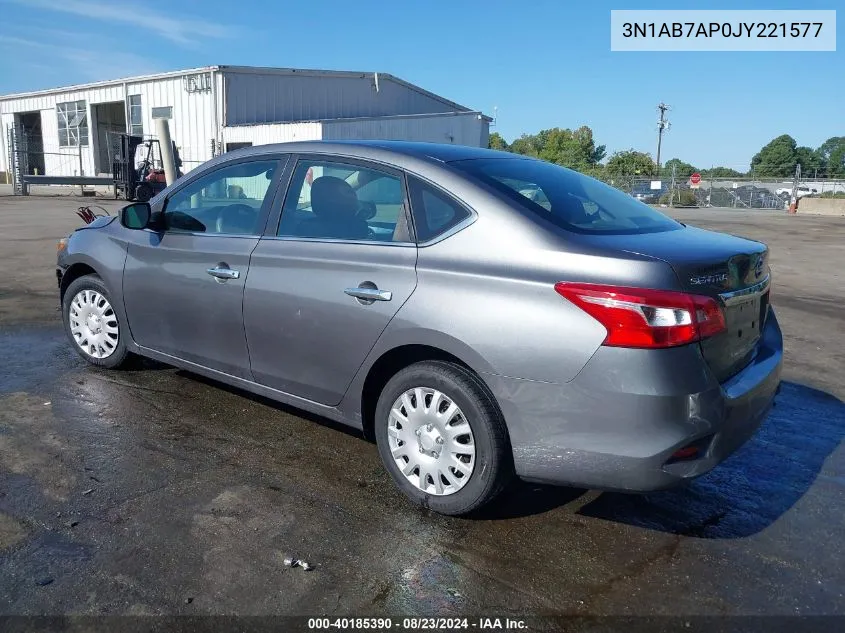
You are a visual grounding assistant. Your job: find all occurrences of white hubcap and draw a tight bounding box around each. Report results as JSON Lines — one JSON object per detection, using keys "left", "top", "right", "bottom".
{"left": 387, "top": 387, "right": 476, "bottom": 496}
{"left": 69, "top": 289, "right": 119, "bottom": 359}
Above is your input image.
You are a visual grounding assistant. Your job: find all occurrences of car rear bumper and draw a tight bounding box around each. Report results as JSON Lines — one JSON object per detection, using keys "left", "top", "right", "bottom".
{"left": 485, "top": 309, "right": 783, "bottom": 491}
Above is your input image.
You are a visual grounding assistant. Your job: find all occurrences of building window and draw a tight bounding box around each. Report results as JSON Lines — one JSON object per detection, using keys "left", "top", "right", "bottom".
{"left": 129, "top": 95, "right": 143, "bottom": 136}
{"left": 57, "top": 100, "right": 88, "bottom": 147}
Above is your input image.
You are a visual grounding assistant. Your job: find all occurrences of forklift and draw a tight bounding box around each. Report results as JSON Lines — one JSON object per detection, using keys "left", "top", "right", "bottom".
{"left": 112, "top": 134, "right": 181, "bottom": 202}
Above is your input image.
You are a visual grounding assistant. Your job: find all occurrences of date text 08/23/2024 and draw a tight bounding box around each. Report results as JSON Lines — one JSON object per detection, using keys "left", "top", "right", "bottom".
{"left": 306, "top": 617, "right": 527, "bottom": 630}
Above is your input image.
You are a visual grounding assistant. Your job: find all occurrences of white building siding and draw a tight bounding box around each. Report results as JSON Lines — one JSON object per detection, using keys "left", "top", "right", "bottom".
{"left": 0, "top": 66, "right": 489, "bottom": 180}
{"left": 223, "top": 70, "right": 465, "bottom": 126}
{"left": 222, "top": 121, "right": 323, "bottom": 147}
{"left": 0, "top": 70, "right": 220, "bottom": 176}
{"left": 124, "top": 75, "right": 217, "bottom": 173}
{"left": 322, "top": 112, "right": 489, "bottom": 147}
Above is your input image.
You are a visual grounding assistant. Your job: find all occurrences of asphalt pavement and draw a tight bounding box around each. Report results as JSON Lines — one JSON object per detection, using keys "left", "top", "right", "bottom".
{"left": 0, "top": 196, "right": 843, "bottom": 618}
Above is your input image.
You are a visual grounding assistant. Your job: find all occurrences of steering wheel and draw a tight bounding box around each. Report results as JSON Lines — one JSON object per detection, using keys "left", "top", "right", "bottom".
{"left": 216, "top": 203, "right": 257, "bottom": 234}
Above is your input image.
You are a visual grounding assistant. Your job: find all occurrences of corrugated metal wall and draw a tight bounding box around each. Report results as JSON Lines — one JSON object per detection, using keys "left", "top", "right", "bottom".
{"left": 224, "top": 71, "right": 462, "bottom": 126}
{"left": 219, "top": 113, "right": 489, "bottom": 150}
{"left": 127, "top": 75, "right": 217, "bottom": 173}
{"left": 0, "top": 83, "right": 124, "bottom": 176}
{"left": 222, "top": 121, "right": 322, "bottom": 147}
{"left": 322, "top": 113, "right": 489, "bottom": 147}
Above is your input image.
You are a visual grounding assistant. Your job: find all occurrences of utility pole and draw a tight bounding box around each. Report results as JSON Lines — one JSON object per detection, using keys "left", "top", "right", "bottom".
{"left": 709, "top": 165, "right": 714, "bottom": 207}
{"left": 791, "top": 163, "right": 801, "bottom": 206}
{"left": 670, "top": 163, "right": 676, "bottom": 207}
{"left": 655, "top": 102, "right": 670, "bottom": 176}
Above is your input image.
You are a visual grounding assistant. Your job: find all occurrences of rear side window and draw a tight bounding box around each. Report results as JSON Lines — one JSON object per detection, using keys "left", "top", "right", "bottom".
{"left": 451, "top": 158, "right": 682, "bottom": 235}
{"left": 277, "top": 159, "right": 410, "bottom": 242}
{"left": 407, "top": 176, "right": 471, "bottom": 242}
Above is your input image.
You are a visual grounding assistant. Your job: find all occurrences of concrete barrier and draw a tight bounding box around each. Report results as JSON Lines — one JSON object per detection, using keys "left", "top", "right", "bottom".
{"left": 798, "top": 198, "right": 845, "bottom": 216}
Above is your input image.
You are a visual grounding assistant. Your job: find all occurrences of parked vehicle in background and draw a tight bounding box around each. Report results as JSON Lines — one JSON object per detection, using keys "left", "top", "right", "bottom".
{"left": 776, "top": 185, "right": 818, "bottom": 199}
{"left": 631, "top": 183, "right": 667, "bottom": 204}
{"left": 55, "top": 141, "right": 782, "bottom": 515}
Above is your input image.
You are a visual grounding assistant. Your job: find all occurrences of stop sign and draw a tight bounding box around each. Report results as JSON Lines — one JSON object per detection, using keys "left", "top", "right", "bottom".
{"left": 690, "top": 173, "right": 702, "bottom": 185}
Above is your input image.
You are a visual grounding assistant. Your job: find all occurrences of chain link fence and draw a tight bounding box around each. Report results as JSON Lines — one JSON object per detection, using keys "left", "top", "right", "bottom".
{"left": 585, "top": 169, "right": 845, "bottom": 210}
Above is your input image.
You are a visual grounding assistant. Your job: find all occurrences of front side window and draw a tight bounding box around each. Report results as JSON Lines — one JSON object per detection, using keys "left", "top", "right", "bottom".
{"left": 164, "top": 160, "right": 279, "bottom": 235}
{"left": 278, "top": 160, "right": 410, "bottom": 242}
{"left": 128, "top": 95, "right": 143, "bottom": 137}
{"left": 57, "top": 100, "right": 88, "bottom": 147}
{"left": 452, "top": 158, "right": 682, "bottom": 235}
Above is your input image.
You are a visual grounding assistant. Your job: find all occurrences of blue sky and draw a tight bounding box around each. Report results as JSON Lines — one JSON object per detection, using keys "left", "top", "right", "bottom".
{"left": 0, "top": 0, "right": 840, "bottom": 169}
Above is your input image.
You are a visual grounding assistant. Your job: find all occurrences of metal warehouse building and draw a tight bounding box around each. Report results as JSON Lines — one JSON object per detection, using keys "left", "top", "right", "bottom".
{"left": 0, "top": 65, "right": 490, "bottom": 183}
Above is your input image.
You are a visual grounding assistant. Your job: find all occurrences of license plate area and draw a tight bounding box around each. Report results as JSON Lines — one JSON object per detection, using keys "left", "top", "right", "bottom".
{"left": 724, "top": 295, "right": 762, "bottom": 363}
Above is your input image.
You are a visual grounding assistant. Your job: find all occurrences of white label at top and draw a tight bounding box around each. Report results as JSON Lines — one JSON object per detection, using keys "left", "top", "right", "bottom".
{"left": 611, "top": 10, "right": 836, "bottom": 51}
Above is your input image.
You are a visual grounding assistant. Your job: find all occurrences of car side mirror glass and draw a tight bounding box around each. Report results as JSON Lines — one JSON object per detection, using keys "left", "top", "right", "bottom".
{"left": 120, "top": 202, "right": 151, "bottom": 229}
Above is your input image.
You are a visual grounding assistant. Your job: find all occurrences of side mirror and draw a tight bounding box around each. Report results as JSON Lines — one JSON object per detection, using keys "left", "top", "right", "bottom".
{"left": 120, "top": 203, "right": 151, "bottom": 229}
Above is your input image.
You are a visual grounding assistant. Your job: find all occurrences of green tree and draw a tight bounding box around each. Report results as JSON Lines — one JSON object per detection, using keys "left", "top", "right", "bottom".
{"left": 488, "top": 132, "right": 509, "bottom": 151}
{"left": 750, "top": 134, "right": 798, "bottom": 177}
{"left": 700, "top": 166, "right": 745, "bottom": 178}
{"left": 606, "top": 150, "right": 656, "bottom": 180}
{"left": 663, "top": 158, "right": 697, "bottom": 179}
{"left": 506, "top": 126, "right": 605, "bottom": 170}
{"left": 509, "top": 133, "right": 540, "bottom": 157}
{"left": 795, "top": 146, "right": 823, "bottom": 176}
{"left": 572, "top": 125, "right": 607, "bottom": 165}
{"left": 817, "top": 136, "right": 845, "bottom": 178}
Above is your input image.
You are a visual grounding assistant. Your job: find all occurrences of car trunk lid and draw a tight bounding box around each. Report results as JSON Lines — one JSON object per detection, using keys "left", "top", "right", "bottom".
{"left": 580, "top": 225, "right": 770, "bottom": 382}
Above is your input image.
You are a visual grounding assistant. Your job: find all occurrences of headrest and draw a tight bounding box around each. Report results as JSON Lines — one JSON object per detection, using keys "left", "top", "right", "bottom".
{"left": 310, "top": 176, "right": 358, "bottom": 219}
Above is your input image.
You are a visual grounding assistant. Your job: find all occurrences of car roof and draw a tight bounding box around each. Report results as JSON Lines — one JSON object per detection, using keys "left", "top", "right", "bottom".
{"left": 227, "top": 140, "right": 525, "bottom": 165}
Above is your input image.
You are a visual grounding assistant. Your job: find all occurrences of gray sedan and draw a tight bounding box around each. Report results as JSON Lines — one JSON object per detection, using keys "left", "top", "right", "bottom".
{"left": 56, "top": 141, "right": 782, "bottom": 515}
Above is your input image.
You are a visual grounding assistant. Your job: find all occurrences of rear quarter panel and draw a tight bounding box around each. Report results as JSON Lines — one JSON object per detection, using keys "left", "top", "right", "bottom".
{"left": 350, "top": 182, "right": 683, "bottom": 388}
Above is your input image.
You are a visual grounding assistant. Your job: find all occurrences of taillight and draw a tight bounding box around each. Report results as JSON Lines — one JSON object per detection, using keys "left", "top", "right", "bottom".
{"left": 554, "top": 282, "right": 726, "bottom": 349}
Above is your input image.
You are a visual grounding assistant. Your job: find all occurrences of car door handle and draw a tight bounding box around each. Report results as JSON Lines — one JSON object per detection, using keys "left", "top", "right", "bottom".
{"left": 207, "top": 266, "right": 240, "bottom": 280}
{"left": 344, "top": 287, "right": 392, "bottom": 302}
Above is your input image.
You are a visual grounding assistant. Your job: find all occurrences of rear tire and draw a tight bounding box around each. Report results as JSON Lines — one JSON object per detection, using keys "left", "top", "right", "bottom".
{"left": 62, "top": 274, "right": 131, "bottom": 369}
{"left": 374, "top": 361, "right": 513, "bottom": 516}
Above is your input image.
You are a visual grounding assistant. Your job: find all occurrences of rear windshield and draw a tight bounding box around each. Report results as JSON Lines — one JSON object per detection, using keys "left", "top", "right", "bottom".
{"left": 451, "top": 158, "right": 682, "bottom": 235}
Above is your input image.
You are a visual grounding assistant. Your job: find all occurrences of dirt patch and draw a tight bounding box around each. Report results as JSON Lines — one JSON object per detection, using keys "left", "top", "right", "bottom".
{"left": 0, "top": 513, "right": 28, "bottom": 550}
{"left": 0, "top": 392, "right": 78, "bottom": 501}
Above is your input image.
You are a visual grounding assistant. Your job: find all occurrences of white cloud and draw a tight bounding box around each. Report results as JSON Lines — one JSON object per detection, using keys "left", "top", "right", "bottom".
{"left": 6, "top": 0, "right": 232, "bottom": 46}
{"left": 0, "top": 34, "right": 160, "bottom": 80}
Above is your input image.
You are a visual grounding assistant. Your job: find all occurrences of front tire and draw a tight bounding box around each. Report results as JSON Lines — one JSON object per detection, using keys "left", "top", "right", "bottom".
{"left": 62, "top": 274, "right": 131, "bottom": 369}
{"left": 375, "top": 361, "right": 513, "bottom": 516}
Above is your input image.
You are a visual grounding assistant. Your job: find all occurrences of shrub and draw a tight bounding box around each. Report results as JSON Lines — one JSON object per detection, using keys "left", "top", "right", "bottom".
{"left": 658, "top": 189, "right": 698, "bottom": 206}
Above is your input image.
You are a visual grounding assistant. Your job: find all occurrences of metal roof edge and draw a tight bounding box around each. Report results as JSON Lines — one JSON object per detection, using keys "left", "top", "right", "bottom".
{"left": 0, "top": 66, "right": 220, "bottom": 101}
{"left": 378, "top": 73, "right": 471, "bottom": 113}
{"left": 224, "top": 111, "right": 492, "bottom": 128}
